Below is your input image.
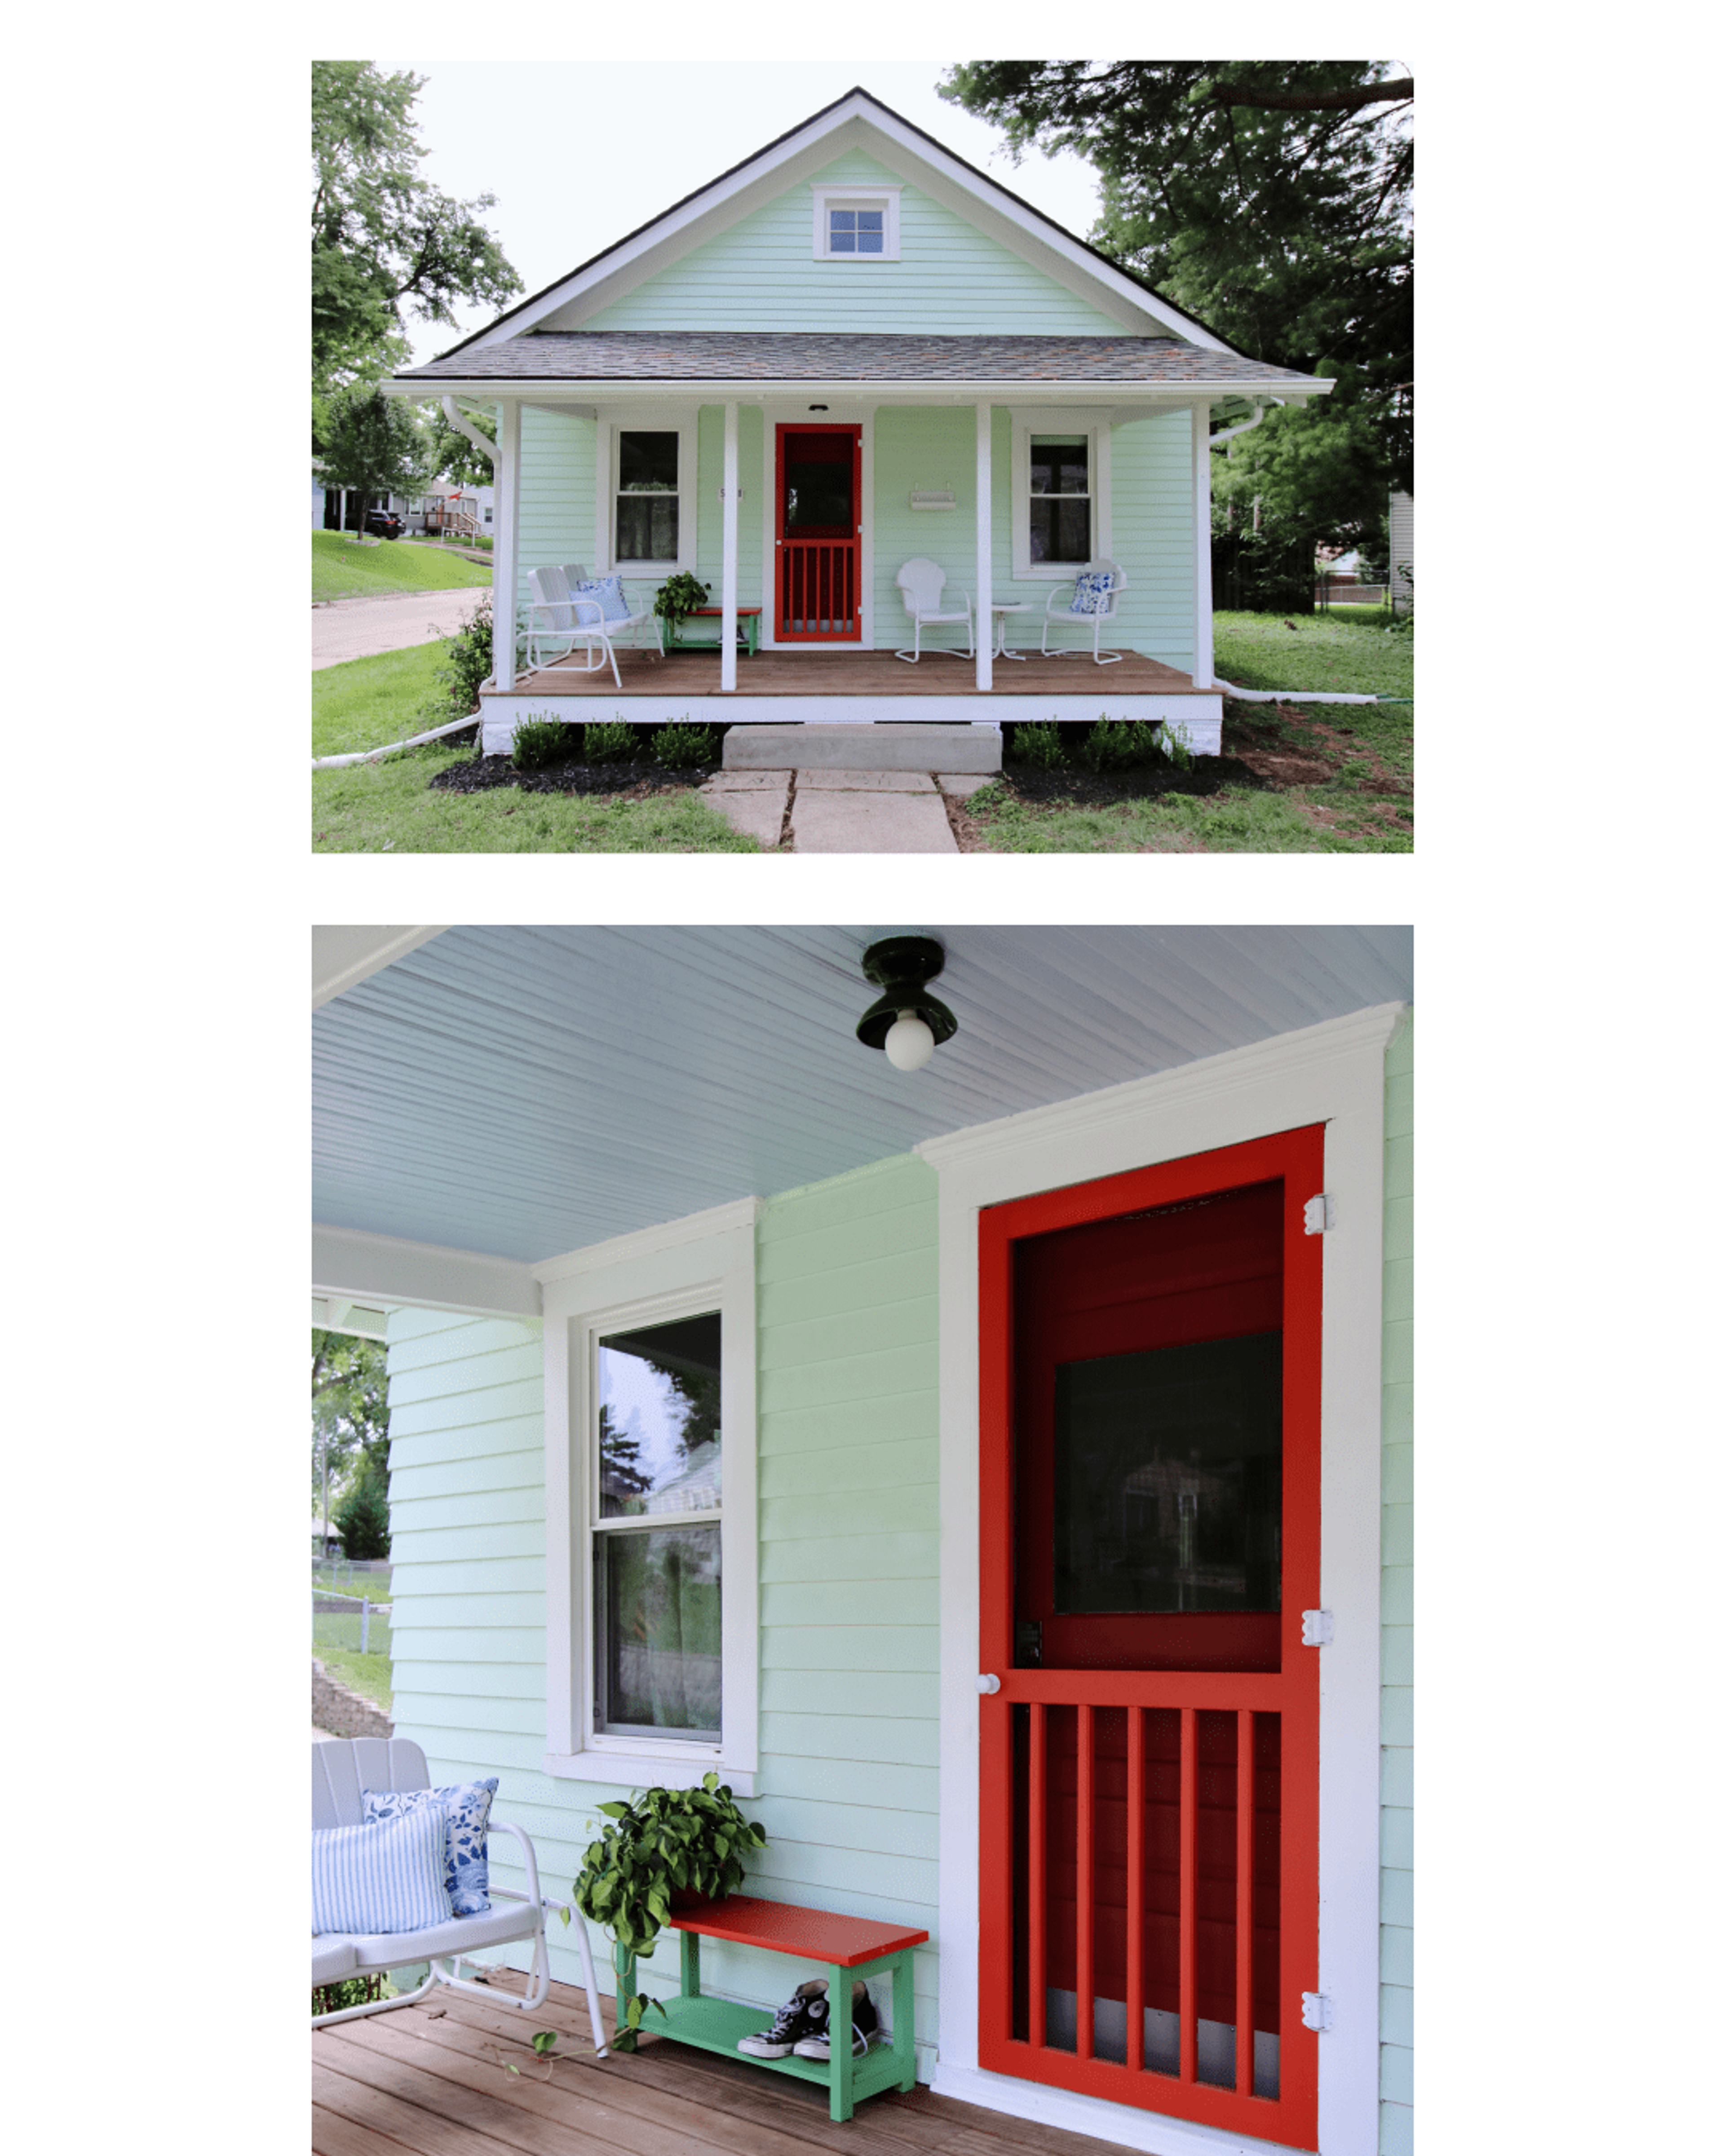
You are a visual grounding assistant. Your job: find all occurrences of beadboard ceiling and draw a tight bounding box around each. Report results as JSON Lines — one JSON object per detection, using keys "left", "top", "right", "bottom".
{"left": 312, "top": 925, "right": 1412, "bottom": 1266}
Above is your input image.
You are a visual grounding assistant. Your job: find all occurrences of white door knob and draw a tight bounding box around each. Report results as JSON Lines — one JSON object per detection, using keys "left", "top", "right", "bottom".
{"left": 976, "top": 1673, "right": 1001, "bottom": 1695}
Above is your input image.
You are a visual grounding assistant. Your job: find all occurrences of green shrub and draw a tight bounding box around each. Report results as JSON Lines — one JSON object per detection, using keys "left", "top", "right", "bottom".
{"left": 511, "top": 716, "right": 579, "bottom": 770}
{"left": 584, "top": 719, "right": 637, "bottom": 762}
{"left": 651, "top": 722, "right": 718, "bottom": 769}
{"left": 652, "top": 571, "right": 711, "bottom": 639}
{"left": 335, "top": 1465, "right": 390, "bottom": 1561}
{"left": 1156, "top": 722, "right": 1196, "bottom": 772}
{"left": 1080, "top": 718, "right": 1160, "bottom": 770}
{"left": 1012, "top": 722, "right": 1066, "bottom": 768}
{"left": 313, "top": 1973, "right": 389, "bottom": 2019}
{"left": 422, "top": 593, "right": 507, "bottom": 727}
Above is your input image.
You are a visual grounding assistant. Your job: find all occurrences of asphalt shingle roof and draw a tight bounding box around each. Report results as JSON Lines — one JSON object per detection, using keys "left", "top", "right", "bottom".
{"left": 396, "top": 332, "right": 1317, "bottom": 387}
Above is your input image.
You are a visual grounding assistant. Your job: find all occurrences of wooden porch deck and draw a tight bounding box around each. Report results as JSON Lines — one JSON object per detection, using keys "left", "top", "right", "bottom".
{"left": 492, "top": 644, "right": 1207, "bottom": 701}
{"left": 312, "top": 1970, "right": 1132, "bottom": 2156}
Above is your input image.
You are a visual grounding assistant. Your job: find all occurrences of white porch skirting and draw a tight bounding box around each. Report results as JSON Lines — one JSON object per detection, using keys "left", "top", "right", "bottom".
{"left": 478, "top": 692, "right": 1224, "bottom": 758}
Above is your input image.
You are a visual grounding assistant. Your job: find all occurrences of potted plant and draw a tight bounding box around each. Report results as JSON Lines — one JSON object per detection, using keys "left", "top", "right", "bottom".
{"left": 572, "top": 1772, "right": 766, "bottom": 2050}
{"left": 652, "top": 571, "right": 711, "bottom": 651}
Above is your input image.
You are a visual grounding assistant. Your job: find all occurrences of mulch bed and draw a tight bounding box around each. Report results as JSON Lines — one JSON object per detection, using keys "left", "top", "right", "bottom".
{"left": 429, "top": 755, "right": 715, "bottom": 796}
{"left": 992, "top": 751, "right": 1266, "bottom": 806}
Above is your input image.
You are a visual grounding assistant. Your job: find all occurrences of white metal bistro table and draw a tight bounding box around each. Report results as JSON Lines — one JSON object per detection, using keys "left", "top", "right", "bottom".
{"left": 989, "top": 600, "right": 1030, "bottom": 660}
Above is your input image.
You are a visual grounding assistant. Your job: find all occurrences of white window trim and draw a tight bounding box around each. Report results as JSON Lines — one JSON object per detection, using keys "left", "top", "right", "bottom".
{"left": 596, "top": 407, "right": 698, "bottom": 578}
{"left": 811, "top": 183, "right": 902, "bottom": 261}
{"left": 539, "top": 1198, "right": 760, "bottom": 1794}
{"left": 917, "top": 1003, "right": 1406, "bottom": 2156}
{"left": 1010, "top": 406, "right": 1113, "bottom": 580}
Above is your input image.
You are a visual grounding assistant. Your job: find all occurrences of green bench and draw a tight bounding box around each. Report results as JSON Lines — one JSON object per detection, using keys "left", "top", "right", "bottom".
{"left": 659, "top": 606, "right": 762, "bottom": 657}
{"left": 618, "top": 1891, "right": 927, "bottom": 2122}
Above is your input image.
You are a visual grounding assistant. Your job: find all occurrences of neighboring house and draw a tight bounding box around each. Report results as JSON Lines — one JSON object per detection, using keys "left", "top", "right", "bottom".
{"left": 313, "top": 924, "right": 1414, "bottom": 2156}
{"left": 382, "top": 88, "right": 1332, "bottom": 758}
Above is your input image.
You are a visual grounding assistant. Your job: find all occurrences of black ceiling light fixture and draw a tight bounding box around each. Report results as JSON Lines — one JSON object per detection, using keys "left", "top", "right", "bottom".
{"left": 855, "top": 936, "right": 958, "bottom": 1072}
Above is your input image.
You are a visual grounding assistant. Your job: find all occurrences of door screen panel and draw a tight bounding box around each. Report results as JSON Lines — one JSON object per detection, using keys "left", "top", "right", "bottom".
{"left": 978, "top": 1130, "right": 1323, "bottom": 2149}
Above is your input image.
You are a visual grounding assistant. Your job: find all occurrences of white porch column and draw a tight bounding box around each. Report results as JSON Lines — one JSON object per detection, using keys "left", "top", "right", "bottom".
{"left": 974, "top": 401, "right": 993, "bottom": 693}
{"left": 1191, "top": 400, "right": 1214, "bottom": 688}
{"left": 493, "top": 398, "right": 522, "bottom": 690}
{"left": 721, "top": 400, "right": 739, "bottom": 694}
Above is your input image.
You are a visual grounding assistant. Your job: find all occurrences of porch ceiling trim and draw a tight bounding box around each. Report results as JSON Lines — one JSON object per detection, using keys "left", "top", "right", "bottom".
{"left": 312, "top": 1222, "right": 541, "bottom": 1321}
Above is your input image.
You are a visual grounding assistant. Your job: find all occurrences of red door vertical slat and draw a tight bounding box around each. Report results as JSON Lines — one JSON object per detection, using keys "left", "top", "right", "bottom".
{"left": 1076, "top": 1704, "right": 1094, "bottom": 2060}
{"left": 1028, "top": 1703, "right": 1047, "bottom": 2049}
{"left": 1126, "top": 1705, "right": 1145, "bottom": 2072}
{"left": 1236, "top": 1708, "right": 1254, "bottom": 2095}
{"left": 1178, "top": 1706, "right": 1197, "bottom": 2082}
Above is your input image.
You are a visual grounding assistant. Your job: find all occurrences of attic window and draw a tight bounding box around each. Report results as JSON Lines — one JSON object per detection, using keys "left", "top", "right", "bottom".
{"left": 812, "top": 185, "right": 900, "bottom": 261}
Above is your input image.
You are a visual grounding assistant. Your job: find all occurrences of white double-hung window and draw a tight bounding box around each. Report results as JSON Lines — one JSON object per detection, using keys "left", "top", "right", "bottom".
{"left": 599, "top": 412, "right": 696, "bottom": 575}
{"left": 1010, "top": 407, "right": 1112, "bottom": 579}
{"left": 540, "top": 1199, "right": 759, "bottom": 1792}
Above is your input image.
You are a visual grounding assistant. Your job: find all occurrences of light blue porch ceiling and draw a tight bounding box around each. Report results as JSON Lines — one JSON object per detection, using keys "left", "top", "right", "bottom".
{"left": 312, "top": 925, "right": 1411, "bottom": 1265}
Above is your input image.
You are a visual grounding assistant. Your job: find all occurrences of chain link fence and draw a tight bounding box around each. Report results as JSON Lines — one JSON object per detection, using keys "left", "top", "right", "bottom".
{"left": 312, "top": 1560, "right": 393, "bottom": 1706}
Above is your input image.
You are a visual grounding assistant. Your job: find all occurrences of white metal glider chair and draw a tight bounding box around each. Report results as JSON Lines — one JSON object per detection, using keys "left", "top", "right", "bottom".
{"left": 525, "top": 566, "right": 653, "bottom": 689}
{"left": 894, "top": 556, "right": 974, "bottom": 662}
{"left": 1039, "top": 557, "right": 1129, "bottom": 663}
{"left": 311, "top": 1736, "right": 608, "bottom": 2052}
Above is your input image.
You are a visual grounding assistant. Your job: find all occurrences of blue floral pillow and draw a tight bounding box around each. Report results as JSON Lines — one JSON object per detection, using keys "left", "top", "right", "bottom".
{"left": 363, "top": 1778, "right": 498, "bottom": 1917}
{"left": 1069, "top": 570, "right": 1115, "bottom": 616}
{"left": 571, "top": 574, "right": 632, "bottom": 624}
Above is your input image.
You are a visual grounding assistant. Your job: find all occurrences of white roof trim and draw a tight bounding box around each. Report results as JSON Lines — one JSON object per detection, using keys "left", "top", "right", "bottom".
{"left": 387, "top": 379, "right": 1326, "bottom": 406}
{"left": 313, "top": 926, "right": 447, "bottom": 1009}
{"left": 457, "top": 88, "right": 1230, "bottom": 356}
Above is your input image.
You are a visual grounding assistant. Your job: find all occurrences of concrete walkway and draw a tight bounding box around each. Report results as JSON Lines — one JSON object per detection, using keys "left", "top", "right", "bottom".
{"left": 313, "top": 586, "right": 487, "bottom": 670}
{"left": 701, "top": 767, "right": 991, "bottom": 852}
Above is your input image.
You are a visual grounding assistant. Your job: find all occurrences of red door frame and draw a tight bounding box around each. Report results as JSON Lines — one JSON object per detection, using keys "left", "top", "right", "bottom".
{"left": 774, "top": 424, "right": 862, "bottom": 642}
{"left": 977, "top": 1126, "right": 1324, "bottom": 2151}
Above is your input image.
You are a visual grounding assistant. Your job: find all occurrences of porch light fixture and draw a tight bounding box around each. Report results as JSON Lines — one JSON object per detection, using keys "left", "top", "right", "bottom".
{"left": 856, "top": 936, "right": 958, "bottom": 1072}
{"left": 808, "top": 403, "right": 829, "bottom": 411}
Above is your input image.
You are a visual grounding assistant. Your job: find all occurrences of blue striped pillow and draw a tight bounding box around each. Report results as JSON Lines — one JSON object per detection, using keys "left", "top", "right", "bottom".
{"left": 312, "top": 1802, "right": 452, "bottom": 1935}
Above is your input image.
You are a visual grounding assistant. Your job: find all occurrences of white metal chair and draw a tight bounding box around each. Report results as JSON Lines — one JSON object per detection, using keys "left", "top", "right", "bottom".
{"left": 525, "top": 566, "right": 652, "bottom": 689}
{"left": 894, "top": 557, "right": 974, "bottom": 662}
{"left": 1039, "top": 557, "right": 1129, "bottom": 663}
{"left": 311, "top": 1736, "right": 608, "bottom": 2052}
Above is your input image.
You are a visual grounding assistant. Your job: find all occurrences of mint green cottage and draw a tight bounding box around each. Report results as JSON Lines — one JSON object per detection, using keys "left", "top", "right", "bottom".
{"left": 313, "top": 927, "right": 1413, "bottom": 2156}
{"left": 383, "top": 90, "right": 1331, "bottom": 760}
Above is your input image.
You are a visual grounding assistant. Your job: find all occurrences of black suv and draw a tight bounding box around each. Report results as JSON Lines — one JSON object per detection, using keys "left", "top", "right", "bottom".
{"left": 362, "top": 507, "right": 404, "bottom": 540}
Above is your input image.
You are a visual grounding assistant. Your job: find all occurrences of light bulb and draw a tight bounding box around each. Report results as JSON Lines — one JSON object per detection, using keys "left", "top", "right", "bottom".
{"left": 885, "top": 1009, "right": 935, "bottom": 1072}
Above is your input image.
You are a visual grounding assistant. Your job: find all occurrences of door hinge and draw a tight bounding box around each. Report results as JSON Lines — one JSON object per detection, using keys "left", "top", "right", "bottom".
{"left": 1300, "top": 1608, "right": 1334, "bottom": 1646}
{"left": 1300, "top": 1992, "right": 1333, "bottom": 2032}
{"left": 1303, "top": 1193, "right": 1333, "bottom": 1234}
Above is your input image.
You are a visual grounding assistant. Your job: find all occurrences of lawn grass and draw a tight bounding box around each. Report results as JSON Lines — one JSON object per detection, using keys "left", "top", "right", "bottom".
{"left": 966, "top": 779, "right": 1411, "bottom": 853}
{"left": 313, "top": 744, "right": 765, "bottom": 852}
{"left": 315, "top": 1639, "right": 394, "bottom": 1714}
{"left": 314, "top": 642, "right": 452, "bottom": 757}
{"left": 313, "top": 529, "right": 495, "bottom": 603}
{"left": 1212, "top": 608, "right": 1414, "bottom": 701}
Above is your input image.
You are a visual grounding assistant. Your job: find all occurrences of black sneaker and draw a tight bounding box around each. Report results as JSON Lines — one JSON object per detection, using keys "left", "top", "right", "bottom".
{"left": 793, "top": 1980, "right": 880, "bottom": 2060}
{"left": 737, "top": 1979, "right": 829, "bottom": 2058}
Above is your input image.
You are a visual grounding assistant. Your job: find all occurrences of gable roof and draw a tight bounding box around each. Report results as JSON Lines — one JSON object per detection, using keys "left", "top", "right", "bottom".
{"left": 422, "top": 86, "right": 1241, "bottom": 367}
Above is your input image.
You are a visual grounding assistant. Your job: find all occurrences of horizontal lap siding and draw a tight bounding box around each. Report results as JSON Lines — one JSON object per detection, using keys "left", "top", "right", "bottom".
{"left": 517, "top": 406, "right": 595, "bottom": 594}
{"left": 1110, "top": 411, "right": 1194, "bottom": 671}
{"left": 384, "top": 1308, "right": 607, "bottom": 1997}
{"left": 752, "top": 1153, "right": 942, "bottom": 2069}
{"left": 582, "top": 152, "right": 1123, "bottom": 334}
{"left": 1380, "top": 1019, "right": 1414, "bottom": 2154}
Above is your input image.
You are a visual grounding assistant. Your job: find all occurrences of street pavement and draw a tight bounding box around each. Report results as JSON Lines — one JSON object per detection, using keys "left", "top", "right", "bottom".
{"left": 313, "top": 586, "right": 487, "bottom": 670}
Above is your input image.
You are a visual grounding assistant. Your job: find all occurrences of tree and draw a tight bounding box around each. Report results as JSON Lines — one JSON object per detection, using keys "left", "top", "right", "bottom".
{"left": 940, "top": 62, "right": 1412, "bottom": 593}
{"left": 335, "top": 1460, "right": 392, "bottom": 1562}
{"left": 313, "top": 1330, "right": 390, "bottom": 1536}
{"left": 420, "top": 399, "right": 497, "bottom": 491}
{"left": 319, "top": 384, "right": 428, "bottom": 542}
{"left": 313, "top": 61, "right": 522, "bottom": 429}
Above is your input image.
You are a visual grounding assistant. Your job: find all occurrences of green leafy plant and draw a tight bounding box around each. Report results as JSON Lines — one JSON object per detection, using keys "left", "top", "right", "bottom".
{"left": 511, "top": 716, "right": 579, "bottom": 770}
{"left": 571, "top": 1773, "right": 766, "bottom": 2051}
{"left": 651, "top": 722, "right": 718, "bottom": 769}
{"left": 1156, "top": 722, "right": 1196, "bottom": 772}
{"left": 421, "top": 593, "right": 516, "bottom": 728}
{"left": 1011, "top": 721, "right": 1066, "bottom": 768}
{"left": 312, "top": 1972, "right": 390, "bottom": 2019}
{"left": 583, "top": 719, "right": 637, "bottom": 762}
{"left": 652, "top": 572, "right": 711, "bottom": 644}
{"left": 1080, "top": 717, "right": 1160, "bottom": 770}
{"left": 1385, "top": 566, "right": 1414, "bottom": 634}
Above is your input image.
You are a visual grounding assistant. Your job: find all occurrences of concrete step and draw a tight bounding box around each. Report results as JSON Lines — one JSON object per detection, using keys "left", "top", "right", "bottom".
{"left": 723, "top": 722, "right": 1000, "bottom": 773}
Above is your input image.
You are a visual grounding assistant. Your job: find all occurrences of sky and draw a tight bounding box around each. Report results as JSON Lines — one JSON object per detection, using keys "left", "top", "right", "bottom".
{"left": 377, "top": 61, "right": 1106, "bottom": 366}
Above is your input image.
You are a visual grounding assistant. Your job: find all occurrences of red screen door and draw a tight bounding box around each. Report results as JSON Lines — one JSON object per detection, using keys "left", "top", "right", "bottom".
{"left": 775, "top": 424, "right": 861, "bottom": 641}
{"left": 978, "top": 1127, "right": 1324, "bottom": 2151}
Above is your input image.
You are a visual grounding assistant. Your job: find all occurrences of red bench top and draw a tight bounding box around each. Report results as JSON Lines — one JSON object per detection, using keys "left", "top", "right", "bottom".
{"left": 688, "top": 606, "right": 761, "bottom": 617}
{"left": 668, "top": 1893, "right": 927, "bottom": 1967}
